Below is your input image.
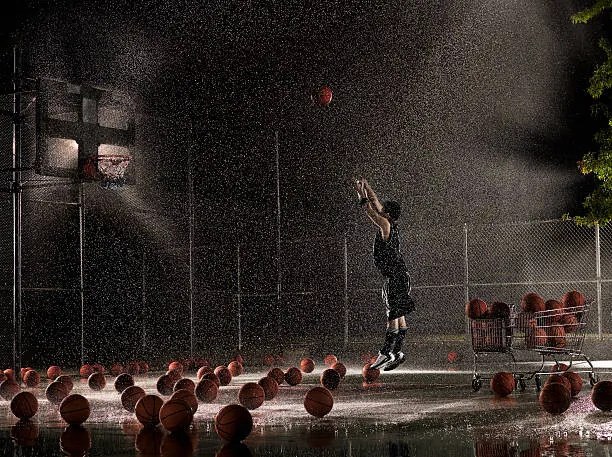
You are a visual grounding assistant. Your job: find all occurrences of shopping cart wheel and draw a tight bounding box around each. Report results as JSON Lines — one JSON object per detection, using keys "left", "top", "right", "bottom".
{"left": 517, "top": 378, "right": 526, "bottom": 392}
{"left": 535, "top": 375, "right": 542, "bottom": 391}
{"left": 472, "top": 377, "right": 482, "bottom": 392}
{"left": 589, "top": 373, "right": 599, "bottom": 387}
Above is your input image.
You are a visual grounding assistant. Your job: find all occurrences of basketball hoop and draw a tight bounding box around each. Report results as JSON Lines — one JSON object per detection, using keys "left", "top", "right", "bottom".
{"left": 97, "top": 154, "right": 131, "bottom": 189}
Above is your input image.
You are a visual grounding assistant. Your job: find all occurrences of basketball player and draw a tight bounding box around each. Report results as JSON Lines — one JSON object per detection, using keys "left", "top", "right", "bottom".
{"left": 355, "top": 178, "right": 414, "bottom": 371}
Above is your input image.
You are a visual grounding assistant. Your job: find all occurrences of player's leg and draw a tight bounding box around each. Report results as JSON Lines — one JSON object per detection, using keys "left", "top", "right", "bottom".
{"left": 382, "top": 272, "right": 414, "bottom": 371}
{"left": 370, "top": 279, "right": 399, "bottom": 370}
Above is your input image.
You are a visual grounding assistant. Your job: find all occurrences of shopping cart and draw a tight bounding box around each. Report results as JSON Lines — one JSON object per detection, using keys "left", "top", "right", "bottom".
{"left": 470, "top": 302, "right": 598, "bottom": 392}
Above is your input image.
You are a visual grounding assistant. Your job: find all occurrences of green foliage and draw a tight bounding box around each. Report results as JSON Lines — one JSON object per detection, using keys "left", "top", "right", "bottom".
{"left": 570, "top": 2, "right": 612, "bottom": 226}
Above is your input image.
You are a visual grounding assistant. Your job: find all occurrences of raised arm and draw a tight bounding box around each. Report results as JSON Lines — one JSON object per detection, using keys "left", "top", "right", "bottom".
{"left": 356, "top": 178, "right": 391, "bottom": 239}
{"left": 362, "top": 179, "right": 385, "bottom": 214}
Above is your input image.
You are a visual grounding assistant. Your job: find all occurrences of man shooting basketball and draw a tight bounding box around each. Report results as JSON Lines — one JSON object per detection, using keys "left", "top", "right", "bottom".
{"left": 355, "top": 178, "right": 414, "bottom": 371}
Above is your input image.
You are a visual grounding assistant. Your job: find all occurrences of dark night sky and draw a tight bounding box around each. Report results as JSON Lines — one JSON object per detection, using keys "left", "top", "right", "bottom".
{"left": 3, "top": 0, "right": 603, "bottom": 243}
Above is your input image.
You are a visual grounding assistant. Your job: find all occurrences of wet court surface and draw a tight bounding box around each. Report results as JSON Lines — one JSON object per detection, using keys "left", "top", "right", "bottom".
{"left": 1, "top": 367, "right": 611, "bottom": 456}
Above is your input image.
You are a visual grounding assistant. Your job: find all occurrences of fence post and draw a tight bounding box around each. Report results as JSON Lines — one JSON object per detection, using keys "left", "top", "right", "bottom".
{"left": 343, "top": 236, "right": 349, "bottom": 347}
{"left": 237, "top": 244, "right": 242, "bottom": 351}
{"left": 464, "top": 223, "right": 470, "bottom": 336}
{"left": 595, "top": 223, "right": 602, "bottom": 341}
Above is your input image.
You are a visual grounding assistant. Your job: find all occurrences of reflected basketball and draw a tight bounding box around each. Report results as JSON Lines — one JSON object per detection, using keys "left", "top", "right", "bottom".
{"left": 195, "top": 379, "right": 218, "bottom": 403}
{"left": 159, "top": 398, "right": 193, "bottom": 432}
{"left": 466, "top": 298, "right": 488, "bottom": 319}
{"left": 321, "top": 369, "right": 341, "bottom": 390}
{"left": 304, "top": 386, "right": 334, "bottom": 418}
{"left": 46, "top": 381, "right": 69, "bottom": 405}
{"left": 238, "top": 382, "right": 265, "bottom": 410}
{"left": 135, "top": 394, "right": 164, "bottom": 426}
{"left": 490, "top": 372, "right": 515, "bottom": 397}
{"left": 202, "top": 372, "right": 221, "bottom": 387}
{"left": 561, "top": 314, "right": 579, "bottom": 333}
{"left": 228, "top": 361, "right": 243, "bottom": 377}
{"left": 521, "top": 292, "right": 545, "bottom": 313}
{"left": 59, "top": 394, "right": 91, "bottom": 425}
{"left": 539, "top": 382, "right": 571, "bottom": 415}
{"left": 88, "top": 372, "right": 106, "bottom": 391}
{"left": 10, "top": 391, "right": 38, "bottom": 419}
{"left": 362, "top": 363, "right": 380, "bottom": 383}
{"left": 547, "top": 326, "right": 566, "bottom": 348}
{"left": 121, "top": 385, "right": 146, "bottom": 413}
{"left": 545, "top": 374, "right": 571, "bottom": 393}
{"left": 323, "top": 354, "right": 338, "bottom": 367}
{"left": 157, "top": 374, "right": 175, "bottom": 396}
{"left": 562, "top": 372, "right": 583, "bottom": 397}
{"left": 135, "top": 425, "right": 163, "bottom": 454}
{"left": 47, "top": 365, "right": 62, "bottom": 380}
{"left": 174, "top": 378, "right": 196, "bottom": 394}
{"left": 561, "top": 290, "right": 585, "bottom": 308}
{"left": 79, "top": 364, "right": 93, "bottom": 378}
{"left": 55, "top": 375, "right": 74, "bottom": 392}
{"left": 110, "top": 363, "right": 124, "bottom": 376}
{"left": 172, "top": 389, "right": 198, "bottom": 413}
{"left": 10, "top": 420, "right": 39, "bottom": 447}
{"left": 0, "top": 380, "right": 21, "bottom": 400}
{"left": 160, "top": 430, "right": 194, "bottom": 456}
{"left": 114, "top": 373, "right": 134, "bottom": 393}
{"left": 591, "top": 380, "right": 612, "bottom": 411}
{"left": 284, "top": 367, "right": 303, "bottom": 386}
{"left": 332, "top": 362, "right": 347, "bottom": 379}
{"left": 168, "top": 361, "right": 183, "bottom": 375}
{"left": 258, "top": 376, "right": 279, "bottom": 400}
{"left": 300, "top": 358, "right": 315, "bottom": 373}
{"left": 215, "top": 366, "right": 233, "bottom": 386}
{"left": 215, "top": 404, "right": 253, "bottom": 442}
{"left": 217, "top": 442, "right": 253, "bottom": 457}
{"left": 23, "top": 370, "right": 40, "bottom": 388}
{"left": 60, "top": 425, "right": 91, "bottom": 457}
{"left": 197, "top": 365, "right": 212, "bottom": 380}
{"left": 489, "top": 302, "right": 510, "bottom": 319}
{"left": 267, "top": 367, "right": 284, "bottom": 385}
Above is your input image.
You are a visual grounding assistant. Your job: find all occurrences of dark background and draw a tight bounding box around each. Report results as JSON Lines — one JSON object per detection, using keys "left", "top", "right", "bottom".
{"left": 0, "top": 0, "right": 607, "bottom": 369}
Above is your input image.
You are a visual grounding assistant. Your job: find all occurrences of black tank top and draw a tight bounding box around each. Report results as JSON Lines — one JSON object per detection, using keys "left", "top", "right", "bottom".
{"left": 373, "top": 223, "right": 407, "bottom": 277}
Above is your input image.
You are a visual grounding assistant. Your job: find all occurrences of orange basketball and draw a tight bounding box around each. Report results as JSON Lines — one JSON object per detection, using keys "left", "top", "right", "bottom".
{"left": 300, "top": 358, "right": 315, "bottom": 373}
{"left": 238, "top": 382, "right": 265, "bottom": 410}
{"left": 166, "top": 369, "right": 182, "bottom": 383}
{"left": 539, "top": 382, "right": 571, "bottom": 415}
{"left": 490, "top": 372, "right": 515, "bottom": 397}
{"left": 547, "top": 325, "right": 566, "bottom": 348}
{"left": 79, "top": 364, "right": 93, "bottom": 378}
{"left": 0, "top": 380, "right": 21, "bottom": 400}
{"left": 159, "top": 398, "right": 193, "bottom": 432}
{"left": 258, "top": 376, "right": 279, "bottom": 400}
{"left": 317, "top": 86, "right": 333, "bottom": 106}
{"left": 114, "top": 373, "right": 134, "bottom": 393}
{"left": 284, "top": 367, "right": 303, "bottom": 386}
{"left": 489, "top": 302, "right": 510, "bottom": 319}
{"left": 521, "top": 292, "right": 545, "bottom": 313}
{"left": 263, "top": 354, "right": 275, "bottom": 366}
{"left": 215, "top": 404, "right": 253, "bottom": 442}
{"left": 59, "top": 394, "right": 91, "bottom": 425}
{"left": 545, "top": 374, "right": 571, "bottom": 393}
{"left": 171, "top": 389, "right": 198, "bottom": 413}
{"left": 214, "top": 366, "right": 233, "bottom": 386}
{"left": 127, "top": 361, "right": 140, "bottom": 375}
{"left": 197, "top": 366, "right": 212, "bottom": 380}
{"left": 121, "top": 385, "right": 146, "bottom": 413}
{"left": 561, "top": 290, "right": 585, "bottom": 308}
{"left": 304, "top": 386, "right": 334, "bottom": 418}
{"left": 88, "top": 372, "right": 106, "bottom": 391}
{"left": 526, "top": 324, "right": 547, "bottom": 348}
{"left": 201, "top": 372, "right": 221, "bottom": 387}
{"left": 362, "top": 363, "right": 380, "bottom": 384}
{"left": 267, "top": 367, "right": 284, "bottom": 385}
{"left": 195, "top": 379, "right": 218, "bottom": 403}
{"left": 4, "top": 368, "right": 15, "bottom": 381}
{"left": 227, "top": 361, "right": 243, "bottom": 377}
{"left": 545, "top": 299, "right": 564, "bottom": 321}
{"left": 23, "top": 370, "right": 40, "bottom": 388}
{"left": 47, "top": 365, "right": 62, "bottom": 380}
{"left": 10, "top": 391, "right": 38, "bottom": 419}
{"left": 320, "top": 369, "right": 341, "bottom": 390}
{"left": 138, "top": 361, "right": 149, "bottom": 374}
{"left": 560, "top": 314, "right": 579, "bottom": 333}
{"left": 110, "top": 363, "right": 124, "bottom": 376}
{"left": 55, "top": 375, "right": 74, "bottom": 392}
{"left": 45, "top": 381, "right": 69, "bottom": 405}
{"left": 157, "top": 374, "right": 174, "bottom": 396}
{"left": 591, "top": 380, "right": 612, "bottom": 411}
{"left": 135, "top": 394, "right": 164, "bottom": 426}
{"left": 168, "top": 361, "right": 183, "bottom": 375}
{"left": 323, "top": 354, "right": 338, "bottom": 367}
{"left": 0, "top": 371, "right": 5, "bottom": 383}
{"left": 331, "top": 362, "right": 347, "bottom": 379}
{"left": 20, "top": 367, "right": 33, "bottom": 380}
{"left": 562, "top": 372, "right": 583, "bottom": 397}
{"left": 60, "top": 425, "right": 91, "bottom": 457}
{"left": 173, "top": 378, "right": 196, "bottom": 394}
{"left": 466, "top": 299, "right": 488, "bottom": 319}
{"left": 92, "top": 363, "right": 105, "bottom": 374}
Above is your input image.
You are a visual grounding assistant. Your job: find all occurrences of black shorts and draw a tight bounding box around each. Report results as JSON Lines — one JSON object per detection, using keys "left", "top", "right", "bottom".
{"left": 382, "top": 271, "right": 415, "bottom": 320}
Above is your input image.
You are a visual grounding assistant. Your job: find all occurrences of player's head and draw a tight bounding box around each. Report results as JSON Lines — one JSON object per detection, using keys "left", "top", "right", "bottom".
{"left": 382, "top": 200, "right": 401, "bottom": 222}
